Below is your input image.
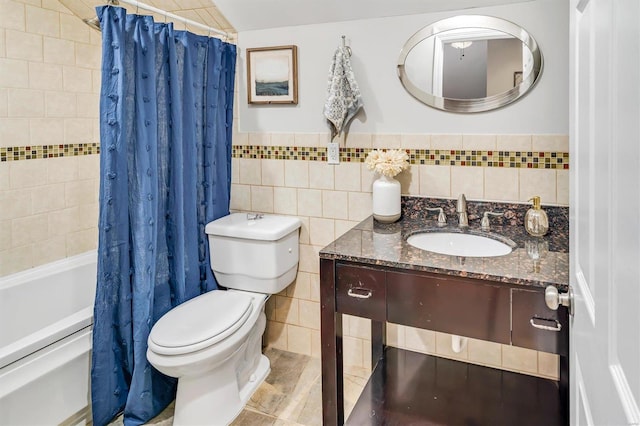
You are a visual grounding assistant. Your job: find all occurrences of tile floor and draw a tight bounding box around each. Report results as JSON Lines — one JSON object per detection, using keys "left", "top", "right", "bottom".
{"left": 107, "top": 348, "right": 368, "bottom": 426}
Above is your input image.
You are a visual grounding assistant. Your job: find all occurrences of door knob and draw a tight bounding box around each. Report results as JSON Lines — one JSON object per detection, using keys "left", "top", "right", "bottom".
{"left": 545, "top": 286, "right": 573, "bottom": 315}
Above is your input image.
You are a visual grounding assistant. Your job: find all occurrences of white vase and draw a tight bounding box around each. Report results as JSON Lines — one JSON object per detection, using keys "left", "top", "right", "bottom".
{"left": 372, "top": 175, "right": 401, "bottom": 223}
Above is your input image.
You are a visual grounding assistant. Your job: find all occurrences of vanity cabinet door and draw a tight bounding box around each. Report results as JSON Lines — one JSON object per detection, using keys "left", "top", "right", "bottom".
{"left": 335, "top": 263, "right": 386, "bottom": 321}
{"left": 511, "top": 288, "right": 569, "bottom": 356}
{"left": 386, "top": 271, "right": 511, "bottom": 344}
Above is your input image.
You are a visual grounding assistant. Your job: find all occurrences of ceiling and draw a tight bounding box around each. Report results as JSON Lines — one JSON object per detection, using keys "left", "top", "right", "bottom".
{"left": 212, "top": 0, "right": 536, "bottom": 32}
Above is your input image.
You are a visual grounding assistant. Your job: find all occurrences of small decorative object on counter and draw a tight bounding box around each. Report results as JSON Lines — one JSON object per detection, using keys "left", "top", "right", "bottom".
{"left": 365, "top": 149, "right": 409, "bottom": 223}
{"left": 524, "top": 196, "right": 549, "bottom": 236}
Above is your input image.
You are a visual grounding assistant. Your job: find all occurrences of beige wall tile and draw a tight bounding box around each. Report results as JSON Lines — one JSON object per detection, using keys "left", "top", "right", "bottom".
{"left": 0, "top": 163, "right": 8, "bottom": 189}
{"left": 345, "top": 315, "right": 371, "bottom": 340}
{"left": 0, "top": 117, "right": 29, "bottom": 146}
{"left": 556, "top": 170, "right": 569, "bottom": 206}
{"left": 345, "top": 132, "right": 371, "bottom": 148}
{"left": 8, "top": 88, "right": 44, "bottom": 117}
{"left": 274, "top": 295, "right": 298, "bottom": 325}
{"left": 62, "top": 65, "right": 92, "bottom": 92}
{"left": 265, "top": 320, "right": 287, "bottom": 350}
{"left": 31, "top": 182, "right": 64, "bottom": 213}
{"left": 48, "top": 206, "right": 80, "bottom": 237}
{"left": 9, "top": 158, "right": 47, "bottom": 188}
{"left": 77, "top": 154, "right": 99, "bottom": 179}
{"left": 298, "top": 300, "right": 320, "bottom": 330}
{"left": 347, "top": 191, "right": 371, "bottom": 222}
{"left": 64, "top": 118, "right": 93, "bottom": 142}
{"left": 47, "top": 156, "right": 77, "bottom": 183}
{"left": 284, "top": 160, "right": 309, "bottom": 188}
{"left": 294, "top": 133, "right": 320, "bottom": 147}
{"left": 297, "top": 216, "right": 310, "bottom": 244}
{"left": 229, "top": 184, "right": 251, "bottom": 211}
{"left": 25, "top": 5, "right": 59, "bottom": 37}
{"left": 0, "top": 1, "right": 26, "bottom": 31}
{"left": 335, "top": 219, "right": 357, "bottom": 238}
{"left": 343, "top": 336, "right": 364, "bottom": 368}
{"left": 451, "top": 166, "right": 484, "bottom": 200}
{"left": 270, "top": 132, "right": 294, "bottom": 146}
{"left": 248, "top": 132, "right": 270, "bottom": 146}
{"left": 310, "top": 329, "right": 321, "bottom": 358}
{"left": 308, "top": 161, "right": 334, "bottom": 190}
{"left": 519, "top": 169, "right": 557, "bottom": 204}
{"left": 31, "top": 235, "right": 66, "bottom": 267}
{"left": 28, "top": 62, "right": 62, "bottom": 90}
{"left": 404, "top": 326, "right": 436, "bottom": 354}
{"left": 273, "top": 186, "right": 297, "bottom": 215}
{"left": 309, "top": 217, "right": 335, "bottom": 247}
{"left": 65, "top": 227, "right": 96, "bottom": 256}
{"left": 308, "top": 272, "right": 319, "bottom": 302}
{"left": 418, "top": 165, "right": 450, "bottom": 198}
{"left": 322, "top": 190, "right": 348, "bottom": 220}
{"left": 396, "top": 165, "right": 418, "bottom": 195}
{"left": 5, "top": 30, "right": 42, "bottom": 61}
{"left": 497, "top": 134, "right": 532, "bottom": 151}
{"left": 360, "top": 164, "right": 375, "bottom": 193}
{"left": 502, "top": 345, "right": 538, "bottom": 374}
{"left": 372, "top": 134, "right": 400, "bottom": 149}
{"left": 250, "top": 185, "right": 273, "bottom": 213}
{"left": 532, "top": 134, "right": 569, "bottom": 152}
{"left": 484, "top": 167, "right": 519, "bottom": 202}
{"left": 463, "top": 134, "right": 496, "bottom": 150}
{"left": 0, "top": 29, "right": 4, "bottom": 57}
{"left": 76, "top": 93, "right": 99, "bottom": 118}
{"left": 287, "top": 325, "right": 311, "bottom": 356}
{"left": 334, "top": 163, "right": 360, "bottom": 192}
{"left": 232, "top": 127, "right": 247, "bottom": 146}
{"left": 538, "top": 351, "right": 560, "bottom": 379}
{"left": 0, "top": 219, "right": 10, "bottom": 251}
{"left": 43, "top": 36, "right": 74, "bottom": 65}
{"left": 265, "top": 296, "right": 276, "bottom": 321}
{"left": 0, "top": 188, "right": 31, "bottom": 220}
{"left": 230, "top": 158, "right": 239, "bottom": 183}
{"left": 386, "top": 323, "right": 405, "bottom": 348}
{"left": 297, "top": 188, "right": 322, "bottom": 217}
{"left": 298, "top": 243, "right": 320, "bottom": 274}
{"left": 65, "top": 179, "right": 96, "bottom": 207}
{"left": 11, "top": 212, "right": 47, "bottom": 247}
{"left": 0, "top": 245, "right": 33, "bottom": 276}
{"left": 431, "top": 134, "right": 462, "bottom": 150}
{"left": 0, "top": 58, "right": 29, "bottom": 88}
{"left": 238, "top": 158, "right": 261, "bottom": 185}
{"left": 467, "top": 338, "right": 502, "bottom": 367}
{"left": 59, "top": 13, "right": 89, "bottom": 43}
{"left": 0, "top": 88, "right": 8, "bottom": 117}
{"left": 45, "top": 91, "right": 76, "bottom": 117}
{"left": 41, "top": 0, "right": 71, "bottom": 13}
{"left": 74, "top": 42, "right": 100, "bottom": 69}
{"left": 260, "top": 159, "right": 284, "bottom": 186}
{"left": 287, "top": 271, "right": 311, "bottom": 300}
{"left": 401, "top": 134, "right": 430, "bottom": 149}
{"left": 435, "top": 332, "right": 469, "bottom": 361}
{"left": 77, "top": 202, "right": 98, "bottom": 229}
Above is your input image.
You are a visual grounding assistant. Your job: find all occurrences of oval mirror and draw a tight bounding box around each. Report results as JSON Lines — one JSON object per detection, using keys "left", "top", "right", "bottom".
{"left": 397, "top": 15, "right": 543, "bottom": 113}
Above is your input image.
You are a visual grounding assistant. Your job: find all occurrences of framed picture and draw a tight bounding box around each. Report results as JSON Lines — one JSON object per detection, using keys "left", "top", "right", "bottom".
{"left": 513, "top": 71, "right": 523, "bottom": 87}
{"left": 246, "top": 45, "right": 298, "bottom": 104}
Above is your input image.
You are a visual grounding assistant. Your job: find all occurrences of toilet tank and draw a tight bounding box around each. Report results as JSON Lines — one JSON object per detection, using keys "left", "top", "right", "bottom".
{"left": 205, "top": 213, "right": 301, "bottom": 294}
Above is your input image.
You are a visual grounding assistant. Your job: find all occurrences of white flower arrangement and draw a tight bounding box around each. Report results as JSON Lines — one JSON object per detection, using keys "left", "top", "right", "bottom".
{"left": 364, "top": 149, "right": 410, "bottom": 178}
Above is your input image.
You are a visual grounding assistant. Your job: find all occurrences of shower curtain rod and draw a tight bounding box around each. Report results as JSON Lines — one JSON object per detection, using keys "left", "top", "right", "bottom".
{"left": 116, "top": 0, "right": 230, "bottom": 38}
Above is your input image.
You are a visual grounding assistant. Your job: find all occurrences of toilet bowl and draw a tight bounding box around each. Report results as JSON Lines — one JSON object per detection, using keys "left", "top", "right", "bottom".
{"left": 146, "top": 213, "right": 301, "bottom": 425}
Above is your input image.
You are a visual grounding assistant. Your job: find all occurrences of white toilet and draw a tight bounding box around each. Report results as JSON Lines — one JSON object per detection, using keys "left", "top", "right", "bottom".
{"left": 146, "top": 213, "right": 301, "bottom": 425}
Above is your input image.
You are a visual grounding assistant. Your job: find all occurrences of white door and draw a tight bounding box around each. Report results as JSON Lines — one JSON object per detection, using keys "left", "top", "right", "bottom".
{"left": 570, "top": 0, "right": 640, "bottom": 424}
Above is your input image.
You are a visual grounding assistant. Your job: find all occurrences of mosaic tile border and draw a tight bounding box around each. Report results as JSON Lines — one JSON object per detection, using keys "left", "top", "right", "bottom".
{"left": 232, "top": 146, "right": 570, "bottom": 169}
{"left": 0, "top": 144, "right": 100, "bottom": 162}
{"left": 2, "top": 144, "right": 570, "bottom": 169}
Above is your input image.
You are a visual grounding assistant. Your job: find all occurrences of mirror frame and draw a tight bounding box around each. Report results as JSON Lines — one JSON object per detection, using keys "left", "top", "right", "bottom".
{"left": 397, "top": 15, "right": 543, "bottom": 113}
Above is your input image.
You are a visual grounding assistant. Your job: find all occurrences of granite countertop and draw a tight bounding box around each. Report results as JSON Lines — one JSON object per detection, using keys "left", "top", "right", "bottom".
{"left": 319, "top": 197, "right": 569, "bottom": 290}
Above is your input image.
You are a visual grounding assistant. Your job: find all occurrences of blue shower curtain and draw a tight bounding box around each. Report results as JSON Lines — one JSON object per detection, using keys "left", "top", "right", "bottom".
{"left": 91, "top": 6, "right": 236, "bottom": 425}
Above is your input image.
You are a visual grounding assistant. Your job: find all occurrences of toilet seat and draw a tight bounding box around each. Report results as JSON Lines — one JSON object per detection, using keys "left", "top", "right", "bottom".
{"left": 148, "top": 290, "right": 253, "bottom": 356}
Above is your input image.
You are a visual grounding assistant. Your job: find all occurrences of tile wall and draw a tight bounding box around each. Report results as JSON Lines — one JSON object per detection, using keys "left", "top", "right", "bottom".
{"left": 0, "top": 0, "right": 101, "bottom": 276}
{"left": 231, "top": 131, "right": 569, "bottom": 380}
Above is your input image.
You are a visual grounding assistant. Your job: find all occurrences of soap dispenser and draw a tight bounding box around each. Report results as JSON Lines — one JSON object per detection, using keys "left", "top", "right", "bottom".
{"left": 524, "top": 196, "right": 549, "bottom": 237}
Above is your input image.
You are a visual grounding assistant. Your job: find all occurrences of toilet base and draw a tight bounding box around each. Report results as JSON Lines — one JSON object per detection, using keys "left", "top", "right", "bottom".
{"left": 173, "top": 354, "right": 270, "bottom": 426}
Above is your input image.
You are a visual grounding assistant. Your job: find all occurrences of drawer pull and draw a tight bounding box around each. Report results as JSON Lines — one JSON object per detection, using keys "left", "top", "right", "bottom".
{"left": 347, "top": 287, "right": 373, "bottom": 299}
{"left": 529, "top": 318, "right": 562, "bottom": 332}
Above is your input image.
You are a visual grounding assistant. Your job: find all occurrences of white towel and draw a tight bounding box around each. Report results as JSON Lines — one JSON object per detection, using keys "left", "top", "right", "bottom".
{"left": 323, "top": 46, "right": 363, "bottom": 140}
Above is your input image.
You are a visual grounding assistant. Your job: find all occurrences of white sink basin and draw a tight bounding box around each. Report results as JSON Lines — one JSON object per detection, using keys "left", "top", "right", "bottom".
{"left": 407, "top": 232, "right": 514, "bottom": 257}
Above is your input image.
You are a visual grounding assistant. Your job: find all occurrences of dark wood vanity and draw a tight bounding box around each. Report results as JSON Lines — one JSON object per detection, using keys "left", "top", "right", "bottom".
{"left": 319, "top": 203, "right": 570, "bottom": 426}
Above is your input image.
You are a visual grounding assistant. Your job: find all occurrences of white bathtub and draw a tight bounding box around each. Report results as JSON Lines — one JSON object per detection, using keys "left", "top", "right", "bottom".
{"left": 0, "top": 251, "right": 97, "bottom": 426}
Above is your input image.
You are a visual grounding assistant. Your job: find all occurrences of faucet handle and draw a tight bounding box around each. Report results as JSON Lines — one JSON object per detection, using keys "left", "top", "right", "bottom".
{"left": 481, "top": 211, "right": 504, "bottom": 231}
{"left": 426, "top": 207, "right": 447, "bottom": 225}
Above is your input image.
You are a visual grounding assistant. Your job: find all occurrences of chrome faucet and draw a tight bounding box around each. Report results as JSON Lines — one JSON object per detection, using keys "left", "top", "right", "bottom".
{"left": 481, "top": 211, "right": 504, "bottom": 231}
{"left": 457, "top": 194, "right": 468, "bottom": 227}
{"left": 425, "top": 207, "right": 447, "bottom": 226}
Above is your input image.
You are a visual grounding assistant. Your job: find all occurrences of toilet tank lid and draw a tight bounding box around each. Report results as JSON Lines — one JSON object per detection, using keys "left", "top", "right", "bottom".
{"left": 205, "top": 213, "right": 301, "bottom": 241}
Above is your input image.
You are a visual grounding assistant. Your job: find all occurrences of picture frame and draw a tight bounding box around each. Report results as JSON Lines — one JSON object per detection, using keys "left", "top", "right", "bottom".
{"left": 246, "top": 45, "right": 298, "bottom": 104}
{"left": 513, "top": 71, "right": 523, "bottom": 87}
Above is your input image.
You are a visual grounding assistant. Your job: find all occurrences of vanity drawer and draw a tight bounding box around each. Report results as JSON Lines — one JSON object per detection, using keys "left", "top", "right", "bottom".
{"left": 387, "top": 271, "right": 511, "bottom": 344}
{"left": 512, "top": 288, "right": 569, "bottom": 356}
{"left": 335, "top": 263, "right": 386, "bottom": 321}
